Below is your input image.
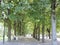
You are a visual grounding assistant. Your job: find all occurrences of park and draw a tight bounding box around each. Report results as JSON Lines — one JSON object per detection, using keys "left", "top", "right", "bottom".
{"left": 0, "top": 0, "right": 60, "bottom": 45}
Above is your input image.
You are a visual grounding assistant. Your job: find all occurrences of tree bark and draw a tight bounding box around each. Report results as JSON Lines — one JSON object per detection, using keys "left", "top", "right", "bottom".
{"left": 35, "top": 23, "right": 37, "bottom": 39}
{"left": 35, "top": 29, "right": 37, "bottom": 39}
{"left": 7, "top": 3, "right": 11, "bottom": 41}
{"left": 20, "top": 21, "right": 22, "bottom": 35}
{"left": 3, "top": 19, "right": 5, "bottom": 43}
{"left": 49, "top": 28, "right": 51, "bottom": 39}
{"left": 33, "top": 22, "right": 36, "bottom": 38}
{"left": 14, "top": 21, "right": 16, "bottom": 36}
{"left": 21, "top": 19, "right": 25, "bottom": 36}
{"left": 17, "top": 20, "right": 22, "bottom": 35}
{"left": 0, "top": 0, "right": 1, "bottom": 5}
{"left": 21, "top": 19, "right": 24, "bottom": 35}
{"left": 37, "top": 22, "right": 40, "bottom": 41}
{"left": 17, "top": 21, "right": 21, "bottom": 35}
{"left": 47, "top": 28, "right": 51, "bottom": 39}
{"left": 17, "top": 21, "right": 19, "bottom": 35}
{"left": 8, "top": 20, "right": 11, "bottom": 41}
{"left": 51, "top": 0, "right": 57, "bottom": 45}
{"left": 49, "top": 32, "right": 50, "bottom": 39}
{"left": 42, "top": 24, "right": 44, "bottom": 43}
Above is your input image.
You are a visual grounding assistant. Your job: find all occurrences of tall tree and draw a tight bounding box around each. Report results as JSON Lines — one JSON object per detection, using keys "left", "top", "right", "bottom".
{"left": 42, "top": 22, "right": 45, "bottom": 43}
{"left": 0, "top": 0, "right": 1, "bottom": 5}
{"left": 37, "top": 22, "right": 40, "bottom": 41}
{"left": 14, "top": 21, "right": 16, "bottom": 36}
{"left": 7, "top": 0, "right": 11, "bottom": 41}
{"left": 7, "top": 19, "right": 11, "bottom": 41}
{"left": 51, "top": 0, "right": 57, "bottom": 45}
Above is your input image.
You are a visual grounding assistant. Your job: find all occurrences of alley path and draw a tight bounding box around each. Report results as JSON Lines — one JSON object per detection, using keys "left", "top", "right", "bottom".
{"left": 0, "top": 38, "right": 60, "bottom": 45}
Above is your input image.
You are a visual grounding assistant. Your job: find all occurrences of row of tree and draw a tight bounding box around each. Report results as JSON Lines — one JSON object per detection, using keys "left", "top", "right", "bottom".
{"left": 0, "top": 0, "right": 60, "bottom": 45}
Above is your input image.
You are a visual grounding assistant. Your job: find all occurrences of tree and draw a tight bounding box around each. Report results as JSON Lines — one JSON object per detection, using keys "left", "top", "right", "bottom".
{"left": 0, "top": 0, "right": 60, "bottom": 44}
{"left": 51, "top": 0, "right": 57, "bottom": 45}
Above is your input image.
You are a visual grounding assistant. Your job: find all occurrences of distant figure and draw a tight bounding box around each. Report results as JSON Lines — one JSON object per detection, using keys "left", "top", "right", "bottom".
{"left": 47, "top": 28, "right": 51, "bottom": 39}
{"left": 14, "top": 35, "right": 16, "bottom": 40}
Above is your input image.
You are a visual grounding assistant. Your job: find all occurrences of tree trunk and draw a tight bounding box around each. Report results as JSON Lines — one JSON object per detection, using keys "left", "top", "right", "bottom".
{"left": 33, "top": 22, "right": 36, "bottom": 38}
{"left": 21, "top": 19, "right": 25, "bottom": 36}
{"left": 17, "top": 21, "right": 19, "bottom": 35}
{"left": 17, "top": 21, "right": 21, "bottom": 35}
{"left": 14, "top": 21, "right": 16, "bottom": 36}
{"left": 47, "top": 28, "right": 51, "bottom": 39}
{"left": 0, "top": 0, "right": 1, "bottom": 5}
{"left": 49, "top": 28, "right": 51, "bottom": 39}
{"left": 8, "top": 20, "right": 11, "bottom": 41}
{"left": 51, "top": 0, "right": 57, "bottom": 45}
{"left": 35, "top": 29, "right": 37, "bottom": 39}
{"left": 37, "top": 23, "right": 40, "bottom": 41}
{"left": 42, "top": 24, "right": 44, "bottom": 43}
{"left": 49, "top": 32, "right": 50, "bottom": 39}
{"left": 20, "top": 21, "right": 22, "bottom": 35}
{"left": 7, "top": 3, "right": 11, "bottom": 41}
{"left": 3, "top": 19, "right": 5, "bottom": 43}
{"left": 17, "top": 20, "right": 22, "bottom": 35}
{"left": 21, "top": 19, "right": 24, "bottom": 35}
{"left": 35, "top": 23, "right": 37, "bottom": 39}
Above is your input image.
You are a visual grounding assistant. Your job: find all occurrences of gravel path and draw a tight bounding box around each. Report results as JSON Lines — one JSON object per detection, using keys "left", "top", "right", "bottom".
{"left": 0, "top": 38, "right": 60, "bottom": 45}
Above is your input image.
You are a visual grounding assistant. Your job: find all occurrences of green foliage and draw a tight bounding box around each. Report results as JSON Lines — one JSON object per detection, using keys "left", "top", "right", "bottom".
{"left": 0, "top": 0, "right": 60, "bottom": 35}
